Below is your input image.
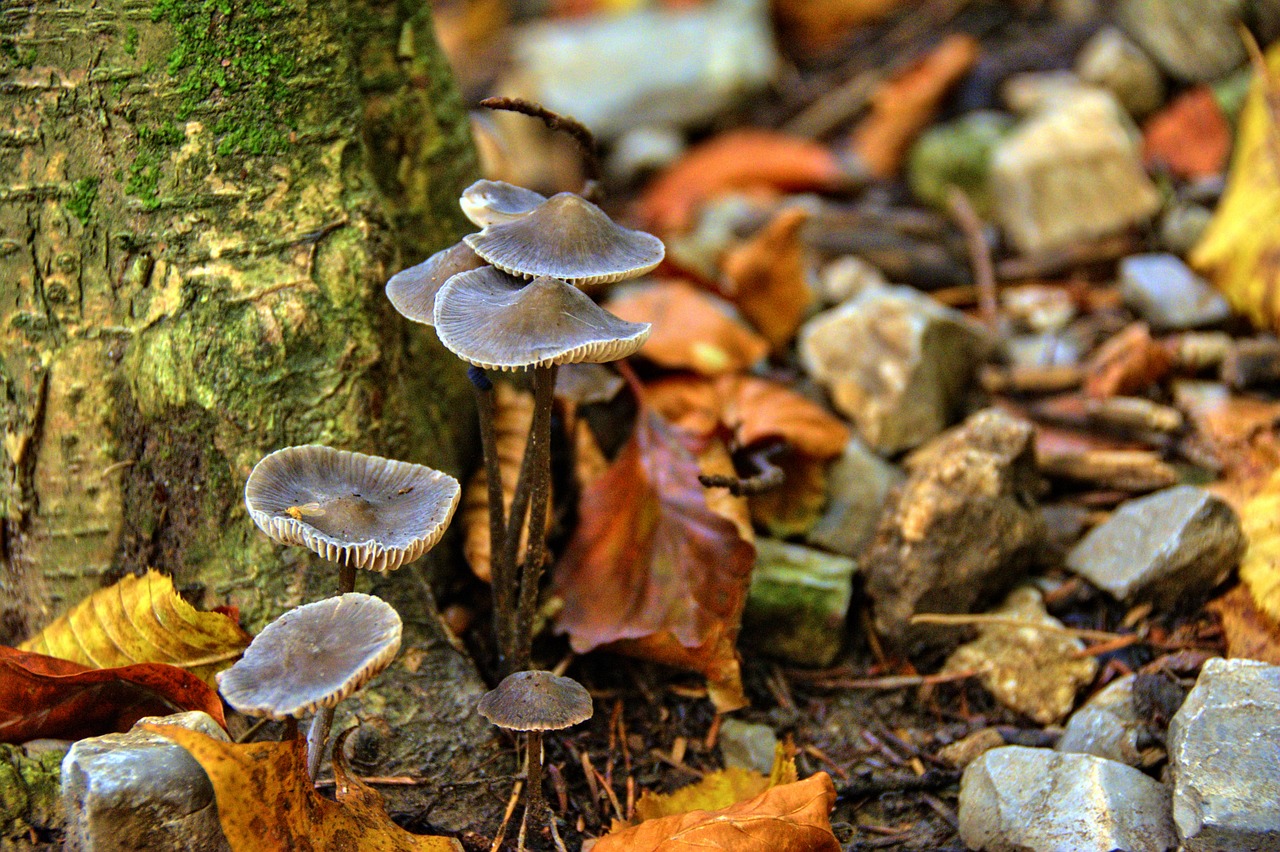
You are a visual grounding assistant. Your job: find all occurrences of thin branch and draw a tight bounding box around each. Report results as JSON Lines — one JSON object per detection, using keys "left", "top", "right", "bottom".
{"left": 479, "top": 96, "right": 602, "bottom": 197}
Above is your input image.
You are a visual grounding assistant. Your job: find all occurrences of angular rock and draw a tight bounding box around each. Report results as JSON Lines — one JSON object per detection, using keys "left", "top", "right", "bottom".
{"left": 1116, "top": 0, "right": 1246, "bottom": 83}
{"left": 1056, "top": 674, "right": 1146, "bottom": 766}
{"left": 806, "top": 438, "right": 904, "bottom": 559}
{"left": 938, "top": 727, "right": 1008, "bottom": 769}
{"left": 814, "top": 255, "right": 887, "bottom": 306}
{"left": 991, "top": 90, "right": 1160, "bottom": 254}
{"left": 717, "top": 719, "right": 778, "bottom": 774}
{"left": 959, "top": 746, "right": 1178, "bottom": 852}
{"left": 742, "top": 539, "right": 858, "bottom": 667}
{"left": 1120, "top": 253, "right": 1233, "bottom": 331}
{"left": 1076, "top": 26, "right": 1165, "bottom": 118}
{"left": 865, "top": 409, "right": 1044, "bottom": 655}
{"left": 798, "top": 286, "right": 992, "bottom": 454}
{"left": 944, "top": 586, "right": 1098, "bottom": 724}
{"left": 907, "top": 111, "right": 1014, "bottom": 217}
{"left": 61, "top": 712, "right": 231, "bottom": 852}
{"left": 1066, "top": 485, "right": 1245, "bottom": 608}
{"left": 1168, "top": 658, "right": 1280, "bottom": 851}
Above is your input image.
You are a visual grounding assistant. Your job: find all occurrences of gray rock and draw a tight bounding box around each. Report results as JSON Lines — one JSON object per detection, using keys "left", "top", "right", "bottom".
{"left": 1057, "top": 674, "right": 1145, "bottom": 766}
{"left": 742, "top": 539, "right": 858, "bottom": 667}
{"left": 807, "top": 437, "right": 903, "bottom": 558}
{"left": 1168, "top": 658, "right": 1280, "bottom": 851}
{"left": 1076, "top": 27, "right": 1166, "bottom": 118}
{"left": 61, "top": 712, "right": 231, "bottom": 852}
{"left": 1160, "top": 202, "right": 1215, "bottom": 256}
{"left": 959, "top": 746, "right": 1178, "bottom": 852}
{"left": 991, "top": 90, "right": 1160, "bottom": 255}
{"left": 865, "top": 409, "right": 1045, "bottom": 656}
{"left": 814, "top": 255, "right": 887, "bottom": 307}
{"left": 1066, "top": 485, "right": 1245, "bottom": 608}
{"left": 1120, "top": 253, "right": 1233, "bottom": 331}
{"left": 717, "top": 719, "right": 778, "bottom": 774}
{"left": 1003, "top": 334, "right": 1081, "bottom": 369}
{"left": 1116, "top": 0, "right": 1246, "bottom": 83}
{"left": 798, "top": 286, "right": 993, "bottom": 454}
{"left": 606, "top": 125, "right": 685, "bottom": 185}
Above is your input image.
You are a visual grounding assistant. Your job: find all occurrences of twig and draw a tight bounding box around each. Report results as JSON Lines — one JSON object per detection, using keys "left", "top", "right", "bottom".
{"left": 479, "top": 96, "right": 602, "bottom": 197}
{"left": 814, "top": 669, "right": 977, "bottom": 690}
{"left": 910, "top": 613, "right": 1127, "bottom": 642}
{"left": 699, "top": 442, "right": 786, "bottom": 496}
{"left": 490, "top": 779, "right": 523, "bottom": 852}
{"left": 947, "top": 187, "right": 998, "bottom": 332}
{"left": 837, "top": 768, "right": 960, "bottom": 801}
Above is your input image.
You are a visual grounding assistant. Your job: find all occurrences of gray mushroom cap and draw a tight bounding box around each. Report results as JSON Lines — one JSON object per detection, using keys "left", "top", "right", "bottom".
{"left": 245, "top": 445, "right": 461, "bottom": 573}
{"left": 463, "top": 193, "right": 664, "bottom": 286}
{"left": 217, "top": 593, "right": 402, "bottom": 720}
{"left": 477, "top": 670, "right": 593, "bottom": 732}
{"left": 460, "top": 180, "right": 547, "bottom": 228}
{"left": 433, "top": 267, "right": 651, "bottom": 371}
{"left": 385, "top": 241, "right": 486, "bottom": 328}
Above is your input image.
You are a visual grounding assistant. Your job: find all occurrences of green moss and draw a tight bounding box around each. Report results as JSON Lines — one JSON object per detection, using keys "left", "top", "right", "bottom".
{"left": 124, "top": 25, "right": 139, "bottom": 57}
{"left": 66, "top": 177, "right": 100, "bottom": 225}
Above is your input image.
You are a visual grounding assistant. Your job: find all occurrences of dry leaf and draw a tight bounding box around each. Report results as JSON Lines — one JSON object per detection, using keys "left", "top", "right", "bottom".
{"left": 850, "top": 35, "right": 981, "bottom": 179}
{"left": 720, "top": 208, "right": 814, "bottom": 352}
{"left": 748, "top": 452, "right": 830, "bottom": 538}
{"left": 775, "top": 0, "right": 906, "bottom": 52}
{"left": 1176, "top": 383, "right": 1280, "bottom": 508}
{"left": 1143, "top": 86, "right": 1231, "bottom": 180}
{"left": 0, "top": 646, "right": 226, "bottom": 743}
{"left": 718, "top": 376, "right": 849, "bottom": 458}
{"left": 631, "top": 744, "right": 798, "bottom": 824}
{"left": 19, "top": 569, "right": 250, "bottom": 686}
{"left": 1084, "top": 322, "right": 1173, "bottom": 398}
{"left": 149, "top": 725, "right": 460, "bottom": 852}
{"left": 637, "top": 130, "right": 847, "bottom": 234}
{"left": 1209, "top": 585, "right": 1280, "bottom": 665}
{"left": 591, "top": 772, "right": 840, "bottom": 852}
{"left": 606, "top": 281, "right": 769, "bottom": 375}
{"left": 552, "top": 409, "right": 755, "bottom": 711}
{"left": 1238, "top": 467, "right": 1280, "bottom": 622}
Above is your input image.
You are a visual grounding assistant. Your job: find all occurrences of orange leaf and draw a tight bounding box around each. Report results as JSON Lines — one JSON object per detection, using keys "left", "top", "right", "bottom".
{"left": 606, "top": 281, "right": 769, "bottom": 375}
{"left": 1143, "top": 86, "right": 1231, "bottom": 180}
{"left": 850, "top": 35, "right": 981, "bottom": 179}
{"left": 775, "top": 0, "right": 907, "bottom": 52}
{"left": 1084, "top": 322, "right": 1173, "bottom": 398}
{"left": 637, "top": 130, "right": 847, "bottom": 234}
{"left": 1209, "top": 585, "right": 1280, "bottom": 665}
{"left": 720, "top": 208, "right": 815, "bottom": 352}
{"left": 591, "top": 772, "right": 841, "bottom": 852}
{"left": 0, "top": 646, "right": 225, "bottom": 743}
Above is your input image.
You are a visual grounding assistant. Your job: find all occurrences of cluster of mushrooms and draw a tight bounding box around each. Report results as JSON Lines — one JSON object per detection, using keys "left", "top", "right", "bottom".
{"left": 216, "top": 179, "right": 665, "bottom": 848}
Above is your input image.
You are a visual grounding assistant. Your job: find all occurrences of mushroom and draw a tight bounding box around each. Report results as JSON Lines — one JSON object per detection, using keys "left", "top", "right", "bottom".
{"left": 385, "top": 241, "right": 485, "bottom": 328}
{"left": 478, "top": 670, "right": 592, "bottom": 849}
{"left": 217, "top": 593, "right": 402, "bottom": 771}
{"left": 460, "top": 179, "right": 547, "bottom": 228}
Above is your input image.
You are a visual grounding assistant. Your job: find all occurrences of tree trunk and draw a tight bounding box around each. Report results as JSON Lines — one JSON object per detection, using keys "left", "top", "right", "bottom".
{"left": 1, "top": 0, "right": 504, "bottom": 834}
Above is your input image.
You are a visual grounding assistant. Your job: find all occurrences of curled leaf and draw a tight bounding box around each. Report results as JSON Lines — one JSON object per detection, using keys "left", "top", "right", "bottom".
{"left": 1209, "top": 585, "right": 1280, "bottom": 665}
{"left": 631, "top": 743, "right": 798, "bottom": 824}
{"left": 720, "top": 208, "right": 814, "bottom": 353}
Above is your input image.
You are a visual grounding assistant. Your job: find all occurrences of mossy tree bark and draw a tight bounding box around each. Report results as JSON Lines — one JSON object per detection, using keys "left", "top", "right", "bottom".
{"left": 1, "top": 0, "right": 504, "bottom": 834}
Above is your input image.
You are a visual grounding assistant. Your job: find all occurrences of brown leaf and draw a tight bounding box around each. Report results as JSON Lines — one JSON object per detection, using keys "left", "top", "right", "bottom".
{"left": 606, "top": 280, "right": 769, "bottom": 375}
{"left": 0, "top": 646, "right": 226, "bottom": 743}
{"left": 850, "top": 35, "right": 981, "bottom": 179}
{"left": 720, "top": 208, "right": 815, "bottom": 352}
{"left": 748, "top": 453, "right": 830, "bottom": 538}
{"left": 637, "top": 130, "right": 847, "bottom": 234}
{"left": 718, "top": 376, "right": 849, "bottom": 458}
{"left": 1084, "top": 322, "right": 1173, "bottom": 398}
{"left": 1143, "top": 86, "right": 1231, "bottom": 180}
{"left": 630, "top": 746, "right": 798, "bottom": 825}
{"left": 775, "top": 0, "right": 907, "bottom": 52}
{"left": 591, "top": 772, "right": 841, "bottom": 852}
{"left": 1210, "top": 585, "right": 1280, "bottom": 665}
{"left": 1178, "top": 384, "right": 1280, "bottom": 507}
{"left": 149, "top": 725, "right": 460, "bottom": 852}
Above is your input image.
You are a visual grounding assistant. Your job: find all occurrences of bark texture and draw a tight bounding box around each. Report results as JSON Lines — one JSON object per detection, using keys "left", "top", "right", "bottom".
{"left": 1, "top": 0, "right": 504, "bottom": 835}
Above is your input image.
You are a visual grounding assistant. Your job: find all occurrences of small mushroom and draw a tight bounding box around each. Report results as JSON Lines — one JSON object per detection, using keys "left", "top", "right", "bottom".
{"left": 385, "top": 241, "right": 486, "bottom": 328}
{"left": 460, "top": 179, "right": 547, "bottom": 228}
{"left": 463, "top": 192, "right": 664, "bottom": 286}
{"left": 478, "top": 670, "right": 592, "bottom": 849}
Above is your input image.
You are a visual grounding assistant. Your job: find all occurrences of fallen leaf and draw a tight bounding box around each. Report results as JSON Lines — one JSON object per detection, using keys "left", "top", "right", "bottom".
{"left": 632, "top": 744, "right": 798, "bottom": 824}
{"left": 1209, "top": 585, "right": 1280, "bottom": 665}
{"left": 149, "top": 725, "right": 460, "bottom": 852}
{"left": 1084, "top": 322, "right": 1173, "bottom": 398}
{"left": 553, "top": 409, "right": 755, "bottom": 711}
{"left": 0, "top": 646, "right": 226, "bottom": 743}
{"left": 606, "top": 281, "right": 769, "bottom": 375}
{"left": 19, "top": 569, "right": 249, "bottom": 686}
{"left": 774, "top": 0, "right": 907, "bottom": 52}
{"left": 850, "top": 35, "right": 981, "bottom": 179}
{"left": 1238, "top": 467, "right": 1280, "bottom": 623}
{"left": 637, "top": 130, "right": 847, "bottom": 234}
{"left": 591, "top": 772, "right": 841, "bottom": 852}
{"left": 1175, "top": 381, "right": 1280, "bottom": 507}
{"left": 720, "top": 207, "right": 814, "bottom": 352}
{"left": 748, "top": 452, "right": 830, "bottom": 538}
{"left": 1143, "top": 86, "right": 1231, "bottom": 180}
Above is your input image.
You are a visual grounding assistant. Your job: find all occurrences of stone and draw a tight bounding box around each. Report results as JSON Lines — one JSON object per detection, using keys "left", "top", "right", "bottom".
{"left": 1001, "top": 284, "right": 1076, "bottom": 334}
{"left": 798, "top": 286, "right": 992, "bottom": 454}
{"left": 806, "top": 438, "right": 903, "bottom": 559}
{"left": 1, "top": 742, "right": 66, "bottom": 842}
{"left": 943, "top": 586, "right": 1098, "bottom": 724}
{"left": 1002, "top": 334, "right": 1081, "bottom": 369}
{"left": 511, "top": 0, "right": 778, "bottom": 139}
{"left": 1076, "top": 27, "right": 1165, "bottom": 118}
{"left": 717, "top": 719, "right": 778, "bottom": 774}
{"left": 959, "top": 746, "right": 1178, "bottom": 852}
{"left": 665, "top": 193, "right": 770, "bottom": 282}
{"left": 907, "top": 111, "right": 1014, "bottom": 218}
{"left": 606, "top": 125, "right": 685, "bottom": 185}
{"left": 1000, "top": 71, "right": 1093, "bottom": 114}
{"left": 1120, "top": 253, "right": 1233, "bottom": 331}
{"left": 742, "top": 539, "right": 858, "bottom": 667}
{"left": 938, "top": 727, "right": 1007, "bottom": 769}
{"left": 1056, "top": 674, "right": 1146, "bottom": 766}
{"left": 991, "top": 90, "right": 1160, "bottom": 255}
{"left": 1160, "top": 202, "right": 1215, "bottom": 256}
{"left": 1168, "top": 658, "right": 1280, "bottom": 851}
{"left": 1066, "top": 485, "right": 1245, "bottom": 608}
{"left": 1116, "top": 0, "right": 1246, "bottom": 83}
{"left": 61, "top": 712, "right": 231, "bottom": 852}
{"left": 814, "top": 255, "right": 887, "bottom": 306}
{"left": 864, "top": 409, "right": 1045, "bottom": 655}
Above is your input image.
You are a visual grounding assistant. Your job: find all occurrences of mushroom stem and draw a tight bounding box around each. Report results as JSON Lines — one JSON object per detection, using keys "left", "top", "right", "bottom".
{"left": 473, "top": 367, "right": 513, "bottom": 666}
{"left": 283, "top": 716, "right": 299, "bottom": 742}
{"left": 337, "top": 563, "right": 357, "bottom": 594}
{"left": 524, "top": 729, "right": 546, "bottom": 840}
{"left": 305, "top": 707, "right": 335, "bottom": 780}
{"left": 511, "top": 364, "right": 557, "bottom": 673}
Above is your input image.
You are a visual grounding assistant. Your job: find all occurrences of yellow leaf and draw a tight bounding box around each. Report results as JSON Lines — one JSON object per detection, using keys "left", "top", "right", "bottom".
{"left": 148, "top": 725, "right": 461, "bottom": 852}
{"left": 632, "top": 744, "right": 798, "bottom": 824}
{"left": 19, "top": 569, "right": 250, "bottom": 686}
{"left": 1240, "top": 468, "right": 1280, "bottom": 622}
{"left": 1191, "top": 40, "right": 1280, "bottom": 331}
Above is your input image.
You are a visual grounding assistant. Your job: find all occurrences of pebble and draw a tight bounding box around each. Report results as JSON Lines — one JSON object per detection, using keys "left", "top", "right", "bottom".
{"left": 1160, "top": 201, "right": 1215, "bottom": 256}
{"left": 1000, "top": 70, "right": 1093, "bottom": 114}
{"left": 1168, "top": 658, "right": 1280, "bottom": 851}
{"left": 1116, "top": 0, "right": 1246, "bottom": 83}
{"left": 1065, "top": 485, "right": 1245, "bottom": 608}
{"left": 1119, "top": 253, "right": 1233, "bottom": 331}
{"left": 806, "top": 437, "right": 903, "bottom": 559}
{"left": 959, "top": 746, "right": 1178, "bottom": 852}
{"left": 1002, "top": 334, "right": 1082, "bottom": 370}
{"left": 61, "top": 712, "right": 231, "bottom": 852}
{"left": 943, "top": 586, "right": 1098, "bottom": 724}
{"left": 1001, "top": 284, "right": 1077, "bottom": 334}
{"left": 1056, "top": 674, "right": 1146, "bottom": 766}
{"left": 606, "top": 125, "right": 686, "bottom": 185}
{"left": 938, "top": 727, "right": 1008, "bottom": 769}
{"left": 742, "top": 539, "right": 858, "bottom": 668}
{"left": 991, "top": 90, "right": 1160, "bottom": 255}
{"left": 907, "top": 111, "right": 1014, "bottom": 218}
{"left": 798, "top": 285, "right": 993, "bottom": 454}
{"left": 864, "top": 409, "right": 1045, "bottom": 655}
{"left": 717, "top": 719, "right": 778, "bottom": 775}
{"left": 1075, "top": 26, "right": 1165, "bottom": 118}
{"left": 814, "top": 255, "right": 887, "bottom": 306}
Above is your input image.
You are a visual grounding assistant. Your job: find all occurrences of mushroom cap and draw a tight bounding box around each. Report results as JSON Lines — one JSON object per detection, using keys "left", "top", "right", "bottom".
{"left": 463, "top": 193, "right": 665, "bottom": 286}
{"left": 477, "top": 670, "right": 593, "bottom": 732}
{"left": 460, "top": 180, "right": 547, "bottom": 228}
{"left": 386, "top": 241, "right": 486, "bottom": 328}
{"left": 433, "top": 267, "right": 651, "bottom": 371}
{"left": 245, "top": 445, "right": 461, "bottom": 573}
{"left": 217, "top": 593, "right": 402, "bottom": 720}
